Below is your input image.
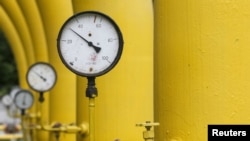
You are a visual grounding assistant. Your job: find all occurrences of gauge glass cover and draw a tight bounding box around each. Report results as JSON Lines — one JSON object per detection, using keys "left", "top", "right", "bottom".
{"left": 57, "top": 11, "right": 123, "bottom": 77}
{"left": 26, "top": 62, "right": 57, "bottom": 92}
{"left": 14, "top": 90, "right": 34, "bottom": 110}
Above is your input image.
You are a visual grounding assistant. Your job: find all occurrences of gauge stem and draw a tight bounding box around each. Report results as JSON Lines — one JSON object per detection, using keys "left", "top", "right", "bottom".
{"left": 86, "top": 77, "right": 97, "bottom": 98}
{"left": 89, "top": 97, "right": 95, "bottom": 141}
{"left": 39, "top": 92, "right": 45, "bottom": 103}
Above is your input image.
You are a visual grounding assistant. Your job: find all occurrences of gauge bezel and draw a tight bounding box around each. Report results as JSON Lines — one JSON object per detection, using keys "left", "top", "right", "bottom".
{"left": 13, "top": 89, "right": 34, "bottom": 110}
{"left": 57, "top": 11, "right": 123, "bottom": 77}
{"left": 26, "top": 62, "right": 57, "bottom": 92}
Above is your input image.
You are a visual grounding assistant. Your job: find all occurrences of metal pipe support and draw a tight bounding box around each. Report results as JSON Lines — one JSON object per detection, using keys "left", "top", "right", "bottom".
{"left": 38, "top": 123, "right": 88, "bottom": 134}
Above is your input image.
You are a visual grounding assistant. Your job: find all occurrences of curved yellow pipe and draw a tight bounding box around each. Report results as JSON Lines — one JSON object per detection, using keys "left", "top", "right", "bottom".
{"left": 0, "top": 6, "right": 28, "bottom": 88}
{"left": 0, "top": 0, "right": 35, "bottom": 65}
{"left": 17, "top": 0, "right": 48, "bottom": 62}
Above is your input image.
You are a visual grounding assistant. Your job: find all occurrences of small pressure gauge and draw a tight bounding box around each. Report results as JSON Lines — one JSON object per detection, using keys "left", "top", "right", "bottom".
{"left": 13, "top": 90, "right": 34, "bottom": 110}
{"left": 26, "top": 62, "right": 57, "bottom": 92}
{"left": 57, "top": 11, "right": 123, "bottom": 77}
{"left": 1, "top": 95, "right": 13, "bottom": 107}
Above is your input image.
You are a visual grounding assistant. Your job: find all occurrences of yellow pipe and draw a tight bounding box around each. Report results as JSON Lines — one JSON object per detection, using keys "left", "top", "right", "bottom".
{"left": 34, "top": 122, "right": 88, "bottom": 134}
{"left": 16, "top": 0, "right": 48, "bottom": 62}
{"left": 21, "top": 113, "right": 30, "bottom": 141}
{"left": 89, "top": 98, "right": 95, "bottom": 141}
{"left": 12, "top": 1, "right": 50, "bottom": 140}
{"left": 0, "top": 6, "right": 28, "bottom": 88}
{"left": 35, "top": 1, "right": 76, "bottom": 141}
{"left": 0, "top": 0, "right": 35, "bottom": 65}
{"left": 154, "top": 0, "right": 250, "bottom": 140}
{"left": 73, "top": 1, "right": 154, "bottom": 141}
{"left": 0, "top": 3, "right": 37, "bottom": 140}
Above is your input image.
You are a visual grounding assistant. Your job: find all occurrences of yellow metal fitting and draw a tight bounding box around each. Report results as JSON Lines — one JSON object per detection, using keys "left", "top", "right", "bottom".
{"left": 143, "top": 130, "right": 154, "bottom": 139}
{"left": 136, "top": 121, "right": 160, "bottom": 130}
{"left": 26, "top": 112, "right": 41, "bottom": 119}
{"left": 64, "top": 123, "right": 88, "bottom": 134}
{"left": 136, "top": 121, "right": 159, "bottom": 141}
{"left": 40, "top": 122, "right": 88, "bottom": 135}
{"left": 78, "top": 122, "right": 89, "bottom": 135}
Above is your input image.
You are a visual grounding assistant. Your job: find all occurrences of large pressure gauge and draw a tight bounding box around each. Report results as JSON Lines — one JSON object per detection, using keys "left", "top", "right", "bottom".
{"left": 26, "top": 62, "right": 57, "bottom": 92}
{"left": 57, "top": 11, "right": 123, "bottom": 77}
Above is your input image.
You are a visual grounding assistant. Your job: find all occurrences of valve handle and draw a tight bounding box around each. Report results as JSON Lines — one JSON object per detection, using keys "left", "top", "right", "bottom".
{"left": 136, "top": 121, "right": 159, "bottom": 131}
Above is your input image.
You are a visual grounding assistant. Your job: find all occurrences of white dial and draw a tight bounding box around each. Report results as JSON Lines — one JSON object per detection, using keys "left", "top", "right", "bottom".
{"left": 57, "top": 11, "right": 123, "bottom": 77}
{"left": 14, "top": 90, "right": 34, "bottom": 110}
{"left": 2, "top": 95, "right": 13, "bottom": 106}
{"left": 26, "top": 62, "right": 57, "bottom": 92}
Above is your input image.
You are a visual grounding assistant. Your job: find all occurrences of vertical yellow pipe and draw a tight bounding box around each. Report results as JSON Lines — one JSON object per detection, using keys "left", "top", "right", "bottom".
{"left": 88, "top": 98, "right": 95, "bottom": 141}
{"left": 35, "top": 1, "right": 76, "bottom": 141}
{"left": 73, "top": 0, "right": 154, "bottom": 141}
{"left": 155, "top": 0, "right": 250, "bottom": 140}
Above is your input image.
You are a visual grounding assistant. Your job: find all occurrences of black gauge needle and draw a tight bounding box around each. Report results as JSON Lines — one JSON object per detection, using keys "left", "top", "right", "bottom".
{"left": 70, "top": 28, "right": 101, "bottom": 53}
{"left": 34, "top": 72, "right": 47, "bottom": 82}
{"left": 22, "top": 95, "right": 26, "bottom": 106}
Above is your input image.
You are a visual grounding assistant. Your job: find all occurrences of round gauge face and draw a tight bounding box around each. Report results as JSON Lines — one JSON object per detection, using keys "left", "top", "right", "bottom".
{"left": 2, "top": 95, "right": 13, "bottom": 106}
{"left": 57, "top": 11, "right": 123, "bottom": 77}
{"left": 26, "top": 62, "right": 57, "bottom": 92}
{"left": 14, "top": 90, "right": 34, "bottom": 110}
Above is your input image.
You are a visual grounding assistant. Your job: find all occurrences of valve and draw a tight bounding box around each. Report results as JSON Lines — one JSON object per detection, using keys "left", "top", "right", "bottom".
{"left": 136, "top": 121, "right": 159, "bottom": 141}
{"left": 52, "top": 122, "right": 62, "bottom": 141}
{"left": 4, "top": 123, "right": 20, "bottom": 134}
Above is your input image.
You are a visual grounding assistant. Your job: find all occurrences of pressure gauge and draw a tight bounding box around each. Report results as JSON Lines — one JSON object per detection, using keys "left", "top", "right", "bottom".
{"left": 13, "top": 90, "right": 34, "bottom": 110}
{"left": 26, "top": 62, "right": 57, "bottom": 92}
{"left": 57, "top": 11, "right": 123, "bottom": 77}
{"left": 1, "top": 95, "right": 13, "bottom": 107}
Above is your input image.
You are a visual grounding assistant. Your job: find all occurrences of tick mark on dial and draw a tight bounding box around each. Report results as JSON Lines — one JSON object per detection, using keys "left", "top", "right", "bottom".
{"left": 70, "top": 62, "right": 74, "bottom": 66}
